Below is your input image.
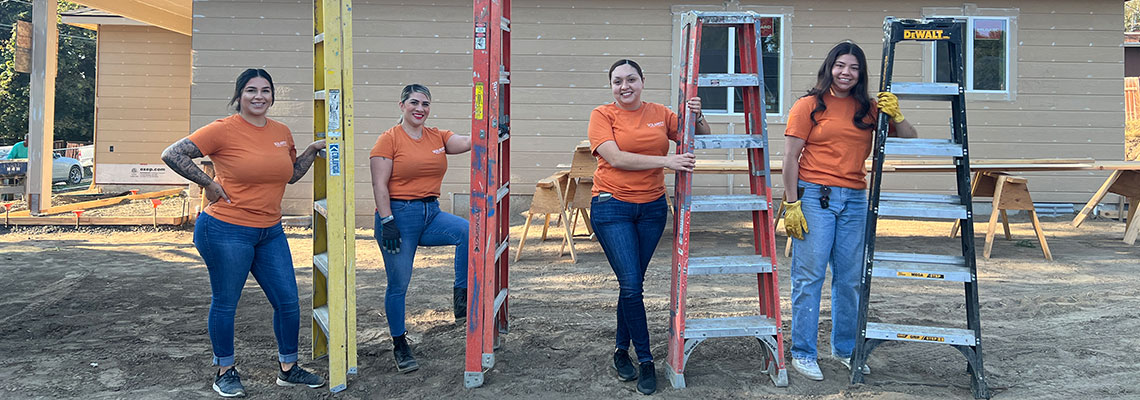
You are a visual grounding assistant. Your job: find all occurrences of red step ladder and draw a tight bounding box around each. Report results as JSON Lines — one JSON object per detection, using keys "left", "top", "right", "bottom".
{"left": 666, "top": 10, "right": 787, "bottom": 389}
{"left": 465, "top": 0, "right": 511, "bottom": 389}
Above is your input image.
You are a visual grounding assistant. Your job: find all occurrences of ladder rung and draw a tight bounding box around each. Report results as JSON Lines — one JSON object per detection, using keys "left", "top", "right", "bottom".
{"left": 492, "top": 288, "right": 509, "bottom": 320}
{"left": 315, "top": 131, "right": 326, "bottom": 139}
{"left": 313, "top": 33, "right": 324, "bottom": 44}
{"left": 500, "top": 16, "right": 510, "bottom": 32}
{"left": 865, "top": 322, "right": 976, "bottom": 346}
{"left": 684, "top": 316, "right": 777, "bottom": 339}
{"left": 879, "top": 192, "right": 962, "bottom": 204}
{"left": 314, "top": 90, "right": 326, "bottom": 100}
{"left": 313, "top": 252, "right": 329, "bottom": 278}
{"left": 314, "top": 199, "right": 328, "bottom": 218}
{"left": 496, "top": 184, "right": 509, "bottom": 203}
{"left": 688, "top": 254, "right": 772, "bottom": 275}
{"left": 878, "top": 198, "right": 967, "bottom": 220}
{"left": 317, "top": 148, "right": 326, "bottom": 158}
{"left": 872, "top": 251, "right": 971, "bottom": 282}
{"left": 499, "top": 132, "right": 510, "bottom": 143}
{"left": 494, "top": 238, "right": 508, "bottom": 261}
{"left": 693, "top": 12, "right": 757, "bottom": 25}
{"left": 697, "top": 73, "right": 760, "bottom": 88}
{"left": 883, "top": 138, "right": 963, "bottom": 157}
{"left": 889, "top": 82, "right": 960, "bottom": 101}
{"left": 694, "top": 134, "right": 766, "bottom": 150}
{"left": 499, "top": 70, "right": 510, "bottom": 85}
{"left": 312, "top": 305, "right": 330, "bottom": 338}
{"left": 690, "top": 195, "right": 768, "bottom": 212}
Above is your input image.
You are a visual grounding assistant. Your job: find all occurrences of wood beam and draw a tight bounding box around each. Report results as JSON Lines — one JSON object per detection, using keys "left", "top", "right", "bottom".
{"left": 27, "top": 0, "right": 57, "bottom": 215}
{"left": 71, "top": 0, "right": 191, "bottom": 36}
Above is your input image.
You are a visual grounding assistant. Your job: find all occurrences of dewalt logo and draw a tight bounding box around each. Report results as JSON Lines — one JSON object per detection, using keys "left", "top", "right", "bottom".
{"left": 903, "top": 29, "right": 948, "bottom": 40}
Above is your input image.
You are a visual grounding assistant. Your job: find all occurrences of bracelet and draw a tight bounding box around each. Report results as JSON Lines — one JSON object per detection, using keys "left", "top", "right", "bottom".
{"left": 696, "top": 114, "right": 706, "bottom": 125}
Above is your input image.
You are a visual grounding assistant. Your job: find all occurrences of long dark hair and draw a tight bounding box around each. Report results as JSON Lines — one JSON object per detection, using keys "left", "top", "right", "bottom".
{"left": 803, "top": 42, "right": 874, "bottom": 130}
{"left": 229, "top": 68, "right": 275, "bottom": 112}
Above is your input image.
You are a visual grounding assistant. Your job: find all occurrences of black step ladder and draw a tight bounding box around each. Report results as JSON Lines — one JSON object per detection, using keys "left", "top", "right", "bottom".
{"left": 850, "top": 17, "right": 990, "bottom": 399}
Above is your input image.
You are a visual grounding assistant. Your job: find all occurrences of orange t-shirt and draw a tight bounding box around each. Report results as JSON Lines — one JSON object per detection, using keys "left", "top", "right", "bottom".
{"left": 588, "top": 102, "right": 680, "bottom": 203}
{"left": 369, "top": 125, "right": 455, "bottom": 199}
{"left": 784, "top": 93, "right": 881, "bottom": 189}
{"left": 188, "top": 114, "right": 297, "bottom": 228}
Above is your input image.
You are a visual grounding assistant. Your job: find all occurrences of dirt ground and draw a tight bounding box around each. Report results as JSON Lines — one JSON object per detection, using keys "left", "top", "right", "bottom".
{"left": 1, "top": 212, "right": 1137, "bottom": 400}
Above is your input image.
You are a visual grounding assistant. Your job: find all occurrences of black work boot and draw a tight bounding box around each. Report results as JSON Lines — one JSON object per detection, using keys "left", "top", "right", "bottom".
{"left": 392, "top": 334, "right": 419, "bottom": 373}
{"left": 637, "top": 361, "right": 656, "bottom": 395}
{"left": 612, "top": 348, "right": 637, "bottom": 382}
{"left": 453, "top": 287, "right": 468, "bottom": 324}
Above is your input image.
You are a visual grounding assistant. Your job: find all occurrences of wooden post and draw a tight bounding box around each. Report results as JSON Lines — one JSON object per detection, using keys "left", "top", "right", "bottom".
{"left": 27, "top": 0, "right": 58, "bottom": 215}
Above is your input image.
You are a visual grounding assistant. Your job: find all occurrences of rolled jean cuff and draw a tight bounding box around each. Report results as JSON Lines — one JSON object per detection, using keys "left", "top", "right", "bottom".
{"left": 279, "top": 352, "right": 299, "bottom": 364}
{"left": 213, "top": 355, "right": 236, "bottom": 367}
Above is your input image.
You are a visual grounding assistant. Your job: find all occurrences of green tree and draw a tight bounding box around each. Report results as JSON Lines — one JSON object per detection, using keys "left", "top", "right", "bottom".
{"left": 1129, "top": 1, "right": 1140, "bottom": 32}
{"left": 0, "top": 1, "right": 95, "bottom": 145}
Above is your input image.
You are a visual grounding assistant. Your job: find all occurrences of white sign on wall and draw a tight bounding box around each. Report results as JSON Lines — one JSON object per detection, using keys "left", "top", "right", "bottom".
{"left": 96, "top": 163, "right": 190, "bottom": 185}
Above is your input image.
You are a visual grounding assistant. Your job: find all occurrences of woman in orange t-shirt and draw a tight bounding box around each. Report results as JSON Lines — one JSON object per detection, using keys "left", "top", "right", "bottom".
{"left": 780, "top": 42, "right": 916, "bottom": 381}
{"left": 369, "top": 84, "right": 472, "bottom": 373}
{"left": 161, "top": 68, "right": 327, "bottom": 397}
{"left": 588, "top": 59, "right": 709, "bottom": 395}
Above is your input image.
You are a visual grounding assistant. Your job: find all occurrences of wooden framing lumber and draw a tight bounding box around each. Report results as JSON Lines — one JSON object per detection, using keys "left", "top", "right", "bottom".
{"left": 4, "top": 215, "right": 190, "bottom": 226}
{"left": 7, "top": 188, "right": 184, "bottom": 217}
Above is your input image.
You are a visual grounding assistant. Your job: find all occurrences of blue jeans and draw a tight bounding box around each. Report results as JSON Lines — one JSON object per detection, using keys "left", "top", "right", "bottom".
{"left": 194, "top": 212, "right": 300, "bottom": 367}
{"left": 789, "top": 180, "right": 867, "bottom": 360}
{"left": 374, "top": 199, "right": 468, "bottom": 337}
{"left": 591, "top": 195, "right": 668, "bottom": 363}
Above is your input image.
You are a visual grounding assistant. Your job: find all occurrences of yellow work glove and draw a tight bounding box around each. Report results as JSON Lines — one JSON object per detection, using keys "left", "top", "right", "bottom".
{"left": 783, "top": 200, "right": 808, "bottom": 240}
{"left": 877, "top": 91, "right": 905, "bottom": 123}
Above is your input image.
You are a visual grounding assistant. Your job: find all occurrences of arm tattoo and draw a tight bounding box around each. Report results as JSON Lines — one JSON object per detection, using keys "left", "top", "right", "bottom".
{"left": 160, "top": 138, "right": 214, "bottom": 187}
{"left": 290, "top": 147, "right": 319, "bottom": 184}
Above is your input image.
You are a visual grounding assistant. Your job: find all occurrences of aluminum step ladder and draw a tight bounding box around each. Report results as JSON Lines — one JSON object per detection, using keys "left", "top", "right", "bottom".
{"left": 850, "top": 17, "right": 990, "bottom": 399}
{"left": 465, "top": 0, "right": 512, "bottom": 389}
{"left": 311, "top": 0, "right": 356, "bottom": 393}
{"left": 666, "top": 11, "right": 787, "bottom": 389}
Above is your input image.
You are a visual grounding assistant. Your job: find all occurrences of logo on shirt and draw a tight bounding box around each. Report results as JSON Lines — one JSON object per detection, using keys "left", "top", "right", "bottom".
{"left": 647, "top": 121, "right": 666, "bottom": 128}
{"left": 273, "top": 140, "right": 289, "bottom": 148}
{"left": 432, "top": 146, "right": 446, "bottom": 154}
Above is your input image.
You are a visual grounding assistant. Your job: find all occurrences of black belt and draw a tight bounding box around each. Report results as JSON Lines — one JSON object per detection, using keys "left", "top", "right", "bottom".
{"left": 392, "top": 196, "right": 437, "bottom": 203}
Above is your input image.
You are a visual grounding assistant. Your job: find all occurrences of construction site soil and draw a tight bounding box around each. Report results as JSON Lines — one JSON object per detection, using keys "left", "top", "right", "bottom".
{"left": 0, "top": 214, "right": 1136, "bottom": 399}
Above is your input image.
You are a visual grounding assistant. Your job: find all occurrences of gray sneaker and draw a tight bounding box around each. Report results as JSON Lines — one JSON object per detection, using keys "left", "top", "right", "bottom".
{"left": 791, "top": 358, "right": 823, "bottom": 381}
{"left": 276, "top": 364, "right": 326, "bottom": 388}
{"left": 212, "top": 368, "right": 246, "bottom": 398}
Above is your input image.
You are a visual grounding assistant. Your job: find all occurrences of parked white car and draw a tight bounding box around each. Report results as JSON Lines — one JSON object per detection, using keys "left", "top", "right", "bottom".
{"left": 53, "top": 152, "right": 84, "bottom": 185}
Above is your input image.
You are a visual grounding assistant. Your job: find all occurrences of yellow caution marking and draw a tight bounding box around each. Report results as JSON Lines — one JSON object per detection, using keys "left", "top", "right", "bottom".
{"left": 475, "top": 83, "right": 485, "bottom": 120}
{"left": 898, "top": 271, "right": 945, "bottom": 279}
{"left": 903, "top": 29, "right": 947, "bottom": 40}
{"left": 898, "top": 333, "right": 945, "bottom": 342}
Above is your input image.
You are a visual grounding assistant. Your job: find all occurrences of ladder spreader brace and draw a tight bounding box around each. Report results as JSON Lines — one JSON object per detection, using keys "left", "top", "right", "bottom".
{"left": 311, "top": 0, "right": 357, "bottom": 393}
{"left": 465, "top": 0, "right": 511, "bottom": 389}
{"left": 851, "top": 17, "right": 990, "bottom": 399}
{"left": 666, "top": 10, "right": 787, "bottom": 389}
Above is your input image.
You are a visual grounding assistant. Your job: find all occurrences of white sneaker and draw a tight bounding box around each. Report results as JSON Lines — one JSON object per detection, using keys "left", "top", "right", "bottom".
{"left": 791, "top": 358, "right": 824, "bottom": 381}
{"left": 838, "top": 356, "right": 871, "bottom": 375}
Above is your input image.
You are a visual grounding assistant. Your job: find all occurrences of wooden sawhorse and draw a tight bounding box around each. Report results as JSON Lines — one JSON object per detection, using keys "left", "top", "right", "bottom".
{"left": 951, "top": 171, "right": 1051, "bottom": 260}
{"left": 1072, "top": 169, "right": 1140, "bottom": 244}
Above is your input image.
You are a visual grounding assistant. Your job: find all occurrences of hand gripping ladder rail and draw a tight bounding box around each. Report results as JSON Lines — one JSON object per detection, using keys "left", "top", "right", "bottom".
{"left": 850, "top": 17, "right": 990, "bottom": 399}
{"left": 466, "top": 0, "right": 511, "bottom": 389}
{"left": 311, "top": 0, "right": 357, "bottom": 393}
{"left": 667, "top": 11, "right": 787, "bottom": 389}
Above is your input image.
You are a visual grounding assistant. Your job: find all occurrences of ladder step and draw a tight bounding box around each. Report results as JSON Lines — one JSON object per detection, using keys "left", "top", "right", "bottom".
{"left": 314, "top": 199, "right": 328, "bottom": 218}
{"left": 314, "top": 90, "right": 326, "bottom": 100}
{"left": 690, "top": 195, "right": 768, "bottom": 212}
{"left": 500, "top": 16, "right": 510, "bottom": 32}
{"left": 872, "top": 251, "right": 972, "bottom": 282}
{"left": 693, "top": 12, "right": 757, "bottom": 25}
{"left": 694, "top": 134, "right": 766, "bottom": 150}
{"left": 878, "top": 193, "right": 966, "bottom": 220}
{"left": 313, "top": 33, "right": 324, "bottom": 44}
{"left": 313, "top": 252, "right": 329, "bottom": 278}
{"left": 499, "top": 69, "right": 510, "bottom": 85}
{"left": 496, "top": 184, "right": 509, "bottom": 203}
{"left": 492, "top": 288, "right": 509, "bottom": 320}
{"left": 697, "top": 73, "right": 760, "bottom": 88}
{"left": 495, "top": 238, "right": 508, "bottom": 261}
{"left": 312, "top": 305, "right": 330, "bottom": 337}
{"left": 865, "top": 322, "right": 976, "bottom": 346}
{"left": 889, "top": 82, "right": 960, "bottom": 101}
{"left": 687, "top": 254, "right": 773, "bottom": 275}
{"left": 684, "top": 316, "right": 778, "bottom": 339}
{"left": 883, "top": 138, "right": 963, "bottom": 157}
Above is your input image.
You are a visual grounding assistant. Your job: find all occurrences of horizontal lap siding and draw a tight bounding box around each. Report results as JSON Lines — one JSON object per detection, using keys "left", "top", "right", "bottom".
{"left": 191, "top": 0, "right": 1124, "bottom": 223}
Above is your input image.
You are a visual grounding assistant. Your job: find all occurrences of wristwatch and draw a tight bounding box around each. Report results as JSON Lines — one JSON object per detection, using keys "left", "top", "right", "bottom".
{"left": 380, "top": 215, "right": 395, "bottom": 224}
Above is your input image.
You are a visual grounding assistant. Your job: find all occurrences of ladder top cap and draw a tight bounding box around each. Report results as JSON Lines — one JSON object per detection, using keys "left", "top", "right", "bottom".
{"left": 885, "top": 16, "right": 966, "bottom": 24}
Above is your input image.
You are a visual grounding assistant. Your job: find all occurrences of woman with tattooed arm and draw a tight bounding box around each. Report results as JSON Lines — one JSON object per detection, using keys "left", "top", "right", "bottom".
{"left": 161, "top": 69, "right": 327, "bottom": 398}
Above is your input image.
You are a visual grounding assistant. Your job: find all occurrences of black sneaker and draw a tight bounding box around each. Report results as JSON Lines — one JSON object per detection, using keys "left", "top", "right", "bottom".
{"left": 636, "top": 361, "right": 656, "bottom": 395}
{"left": 454, "top": 287, "right": 468, "bottom": 324}
{"left": 212, "top": 368, "right": 246, "bottom": 398}
{"left": 612, "top": 348, "right": 637, "bottom": 382}
{"left": 393, "top": 334, "right": 419, "bottom": 373}
{"left": 276, "top": 363, "right": 326, "bottom": 388}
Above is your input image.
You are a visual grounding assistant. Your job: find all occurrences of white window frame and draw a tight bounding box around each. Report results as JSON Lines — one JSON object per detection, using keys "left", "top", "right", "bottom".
{"left": 670, "top": 5, "right": 793, "bottom": 123}
{"left": 924, "top": 5, "right": 1019, "bottom": 102}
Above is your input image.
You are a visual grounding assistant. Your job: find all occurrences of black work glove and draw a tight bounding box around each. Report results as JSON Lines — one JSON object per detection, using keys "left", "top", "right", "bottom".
{"left": 381, "top": 217, "right": 401, "bottom": 254}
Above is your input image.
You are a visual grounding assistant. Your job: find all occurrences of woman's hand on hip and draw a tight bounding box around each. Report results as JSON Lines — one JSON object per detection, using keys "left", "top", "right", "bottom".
{"left": 664, "top": 152, "right": 696, "bottom": 172}
{"left": 204, "top": 181, "right": 232, "bottom": 204}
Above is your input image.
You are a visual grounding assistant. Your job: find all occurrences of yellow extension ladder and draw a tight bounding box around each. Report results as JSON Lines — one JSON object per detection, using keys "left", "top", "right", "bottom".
{"left": 311, "top": 0, "right": 356, "bottom": 393}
